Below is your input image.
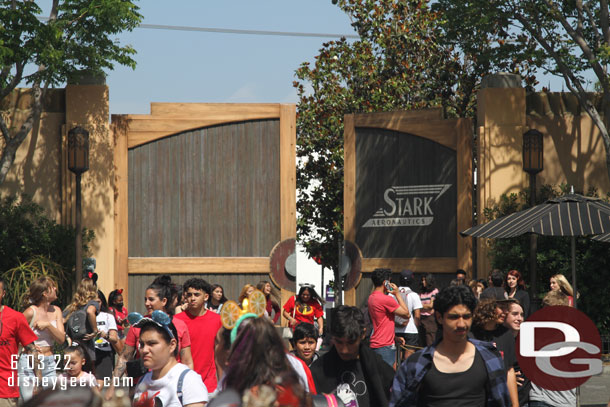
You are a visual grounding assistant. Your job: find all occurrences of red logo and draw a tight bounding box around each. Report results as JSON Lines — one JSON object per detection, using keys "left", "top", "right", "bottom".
{"left": 516, "top": 306, "right": 602, "bottom": 391}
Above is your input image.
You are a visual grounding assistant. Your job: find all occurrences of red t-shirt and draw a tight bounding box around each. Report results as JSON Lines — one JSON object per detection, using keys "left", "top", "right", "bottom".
{"left": 367, "top": 291, "right": 399, "bottom": 349}
{"left": 282, "top": 296, "right": 323, "bottom": 326}
{"left": 173, "top": 309, "right": 222, "bottom": 392}
{"left": 125, "top": 315, "right": 191, "bottom": 362}
{"left": 0, "top": 306, "right": 38, "bottom": 398}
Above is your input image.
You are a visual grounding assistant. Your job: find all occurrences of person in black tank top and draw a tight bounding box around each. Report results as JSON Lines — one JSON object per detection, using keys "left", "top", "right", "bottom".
{"left": 390, "top": 286, "right": 511, "bottom": 407}
{"left": 418, "top": 348, "right": 487, "bottom": 406}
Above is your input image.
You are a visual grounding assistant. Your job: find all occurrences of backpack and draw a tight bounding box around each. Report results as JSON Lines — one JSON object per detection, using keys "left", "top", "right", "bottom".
{"left": 66, "top": 306, "right": 90, "bottom": 342}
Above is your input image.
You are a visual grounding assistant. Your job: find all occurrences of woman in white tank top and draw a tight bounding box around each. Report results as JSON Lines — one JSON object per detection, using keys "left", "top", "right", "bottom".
{"left": 19, "top": 276, "right": 65, "bottom": 403}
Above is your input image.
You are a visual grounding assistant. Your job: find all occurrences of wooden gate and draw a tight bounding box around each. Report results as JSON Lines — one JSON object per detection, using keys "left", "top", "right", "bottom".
{"left": 343, "top": 109, "right": 472, "bottom": 306}
{"left": 112, "top": 104, "right": 296, "bottom": 313}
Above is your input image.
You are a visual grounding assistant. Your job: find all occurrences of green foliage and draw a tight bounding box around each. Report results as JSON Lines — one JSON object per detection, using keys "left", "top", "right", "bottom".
{"left": 3, "top": 256, "right": 71, "bottom": 311}
{"left": 485, "top": 185, "right": 610, "bottom": 334}
{"left": 295, "top": 0, "right": 474, "bottom": 273}
{"left": 438, "top": 0, "right": 610, "bottom": 180}
{"left": 0, "top": 0, "right": 142, "bottom": 89}
{"left": 0, "top": 195, "right": 94, "bottom": 290}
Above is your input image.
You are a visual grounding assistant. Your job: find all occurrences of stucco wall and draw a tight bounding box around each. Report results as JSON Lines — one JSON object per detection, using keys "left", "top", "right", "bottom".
{"left": 0, "top": 85, "right": 115, "bottom": 296}
{"left": 476, "top": 79, "right": 610, "bottom": 277}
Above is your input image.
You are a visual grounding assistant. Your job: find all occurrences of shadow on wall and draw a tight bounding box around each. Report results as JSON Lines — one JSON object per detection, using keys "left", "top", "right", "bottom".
{"left": 1, "top": 89, "right": 64, "bottom": 217}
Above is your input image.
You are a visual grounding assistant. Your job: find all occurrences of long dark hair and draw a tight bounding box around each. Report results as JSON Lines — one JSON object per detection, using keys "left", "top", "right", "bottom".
{"left": 296, "top": 285, "right": 324, "bottom": 306}
{"left": 97, "top": 290, "right": 109, "bottom": 313}
{"left": 419, "top": 273, "right": 437, "bottom": 294}
{"left": 108, "top": 289, "right": 124, "bottom": 309}
{"left": 223, "top": 317, "right": 305, "bottom": 402}
{"left": 147, "top": 275, "right": 175, "bottom": 315}
{"left": 210, "top": 284, "right": 228, "bottom": 305}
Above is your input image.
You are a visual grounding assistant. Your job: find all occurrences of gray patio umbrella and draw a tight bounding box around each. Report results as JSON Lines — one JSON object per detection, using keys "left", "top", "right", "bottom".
{"left": 461, "top": 194, "right": 610, "bottom": 308}
{"left": 591, "top": 232, "right": 610, "bottom": 242}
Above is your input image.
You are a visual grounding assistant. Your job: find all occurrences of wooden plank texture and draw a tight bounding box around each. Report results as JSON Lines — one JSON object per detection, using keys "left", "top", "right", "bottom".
{"left": 149, "top": 103, "right": 280, "bottom": 117}
{"left": 128, "top": 257, "right": 270, "bottom": 274}
{"left": 128, "top": 119, "right": 281, "bottom": 258}
{"left": 362, "top": 258, "right": 457, "bottom": 273}
{"left": 280, "top": 104, "right": 297, "bottom": 239}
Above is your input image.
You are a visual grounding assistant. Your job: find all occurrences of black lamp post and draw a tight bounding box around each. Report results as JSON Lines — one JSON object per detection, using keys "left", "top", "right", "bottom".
{"left": 522, "top": 129, "right": 544, "bottom": 298}
{"left": 67, "top": 126, "right": 90, "bottom": 283}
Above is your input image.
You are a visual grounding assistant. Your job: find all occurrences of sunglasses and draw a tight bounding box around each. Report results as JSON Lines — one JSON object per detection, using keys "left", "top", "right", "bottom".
{"left": 128, "top": 310, "right": 174, "bottom": 339}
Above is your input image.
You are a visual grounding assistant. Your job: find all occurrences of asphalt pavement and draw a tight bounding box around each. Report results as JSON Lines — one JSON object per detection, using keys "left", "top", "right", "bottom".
{"left": 580, "top": 364, "right": 610, "bottom": 406}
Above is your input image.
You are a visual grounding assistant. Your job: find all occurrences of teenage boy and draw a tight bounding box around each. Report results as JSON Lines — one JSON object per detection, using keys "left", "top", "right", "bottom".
{"left": 310, "top": 306, "right": 395, "bottom": 407}
{"left": 368, "top": 268, "right": 411, "bottom": 367}
{"left": 289, "top": 322, "right": 319, "bottom": 367}
{"left": 0, "top": 278, "right": 38, "bottom": 407}
{"left": 390, "top": 285, "right": 511, "bottom": 407}
{"left": 174, "top": 278, "right": 222, "bottom": 393}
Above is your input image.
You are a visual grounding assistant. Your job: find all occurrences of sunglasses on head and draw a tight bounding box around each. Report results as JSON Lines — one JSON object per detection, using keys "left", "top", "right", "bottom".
{"left": 128, "top": 310, "right": 174, "bottom": 339}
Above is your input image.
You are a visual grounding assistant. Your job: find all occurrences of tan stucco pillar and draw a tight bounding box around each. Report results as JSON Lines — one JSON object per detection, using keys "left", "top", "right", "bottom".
{"left": 64, "top": 82, "right": 115, "bottom": 296}
{"left": 476, "top": 73, "right": 526, "bottom": 277}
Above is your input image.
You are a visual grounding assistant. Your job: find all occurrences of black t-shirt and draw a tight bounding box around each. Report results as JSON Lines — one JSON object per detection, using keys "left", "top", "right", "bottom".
{"left": 418, "top": 349, "right": 487, "bottom": 407}
{"left": 331, "top": 358, "right": 371, "bottom": 407}
{"left": 470, "top": 324, "right": 516, "bottom": 372}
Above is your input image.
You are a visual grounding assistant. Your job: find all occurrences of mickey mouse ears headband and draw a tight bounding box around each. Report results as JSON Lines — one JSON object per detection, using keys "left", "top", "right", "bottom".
{"left": 128, "top": 310, "right": 174, "bottom": 339}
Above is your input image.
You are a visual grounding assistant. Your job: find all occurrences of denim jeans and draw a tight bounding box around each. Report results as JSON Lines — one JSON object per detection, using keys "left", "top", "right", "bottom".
{"left": 372, "top": 344, "right": 396, "bottom": 367}
{"left": 529, "top": 402, "right": 552, "bottom": 407}
{"left": 18, "top": 354, "right": 57, "bottom": 402}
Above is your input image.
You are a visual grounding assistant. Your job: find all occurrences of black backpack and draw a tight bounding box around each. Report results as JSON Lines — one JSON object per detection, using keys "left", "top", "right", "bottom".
{"left": 66, "top": 306, "right": 90, "bottom": 342}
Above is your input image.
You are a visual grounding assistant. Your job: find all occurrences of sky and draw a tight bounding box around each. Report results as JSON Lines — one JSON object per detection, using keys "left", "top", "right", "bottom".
{"left": 104, "top": 1, "right": 356, "bottom": 115}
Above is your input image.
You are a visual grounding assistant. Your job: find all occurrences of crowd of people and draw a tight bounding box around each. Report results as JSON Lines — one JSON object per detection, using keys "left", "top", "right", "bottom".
{"left": 0, "top": 267, "right": 584, "bottom": 407}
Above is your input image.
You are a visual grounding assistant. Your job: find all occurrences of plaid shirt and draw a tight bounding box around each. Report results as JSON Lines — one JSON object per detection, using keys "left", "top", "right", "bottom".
{"left": 390, "top": 338, "right": 511, "bottom": 407}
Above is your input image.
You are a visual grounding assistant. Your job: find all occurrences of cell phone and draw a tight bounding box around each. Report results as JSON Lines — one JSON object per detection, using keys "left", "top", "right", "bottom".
{"left": 384, "top": 280, "right": 393, "bottom": 292}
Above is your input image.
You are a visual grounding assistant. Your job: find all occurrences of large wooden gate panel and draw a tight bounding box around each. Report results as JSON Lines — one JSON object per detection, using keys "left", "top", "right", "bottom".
{"left": 128, "top": 120, "right": 280, "bottom": 258}
{"left": 113, "top": 104, "right": 296, "bottom": 310}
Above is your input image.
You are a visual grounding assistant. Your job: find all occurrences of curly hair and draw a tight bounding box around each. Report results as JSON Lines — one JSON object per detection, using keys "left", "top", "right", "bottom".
{"left": 66, "top": 278, "right": 97, "bottom": 313}
{"left": 434, "top": 285, "right": 477, "bottom": 316}
{"left": 473, "top": 298, "right": 498, "bottom": 328}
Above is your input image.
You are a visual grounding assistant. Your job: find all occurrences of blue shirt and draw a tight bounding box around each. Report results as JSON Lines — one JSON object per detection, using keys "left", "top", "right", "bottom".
{"left": 390, "top": 338, "right": 511, "bottom": 407}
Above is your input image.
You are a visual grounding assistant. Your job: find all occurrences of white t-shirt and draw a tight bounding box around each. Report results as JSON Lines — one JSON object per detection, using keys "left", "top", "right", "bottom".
{"left": 394, "top": 287, "right": 423, "bottom": 334}
{"left": 95, "top": 311, "right": 118, "bottom": 351}
{"left": 133, "top": 363, "right": 208, "bottom": 407}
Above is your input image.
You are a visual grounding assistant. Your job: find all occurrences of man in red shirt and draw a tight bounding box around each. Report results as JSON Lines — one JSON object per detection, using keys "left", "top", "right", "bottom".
{"left": 174, "top": 278, "right": 221, "bottom": 393}
{"left": 367, "top": 268, "right": 411, "bottom": 368}
{"left": 0, "top": 278, "right": 38, "bottom": 407}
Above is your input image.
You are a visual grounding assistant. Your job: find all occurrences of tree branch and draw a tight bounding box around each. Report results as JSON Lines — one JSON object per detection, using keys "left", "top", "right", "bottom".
{"left": 601, "top": 0, "right": 610, "bottom": 47}
{"left": 543, "top": 0, "right": 609, "bottom": 92}
{"left": 582, "top": 2, "right": 602, "bottom": 50}
{"left": 515, "top": 11, "right": 610, "bottom": 153}
{"left": 0, "top": 62, "right": 24, "bottom": 101}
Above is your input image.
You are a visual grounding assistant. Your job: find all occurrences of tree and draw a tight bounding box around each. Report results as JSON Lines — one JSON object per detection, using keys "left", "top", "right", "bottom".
{"left": 439, "top": 0, "right": 610, "bottom": 182}
{"left": 295, "top": 0, "right": 467, "bottom": 276}
{"left": 0, "top": 0, "right": 142, "bottom": 184}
